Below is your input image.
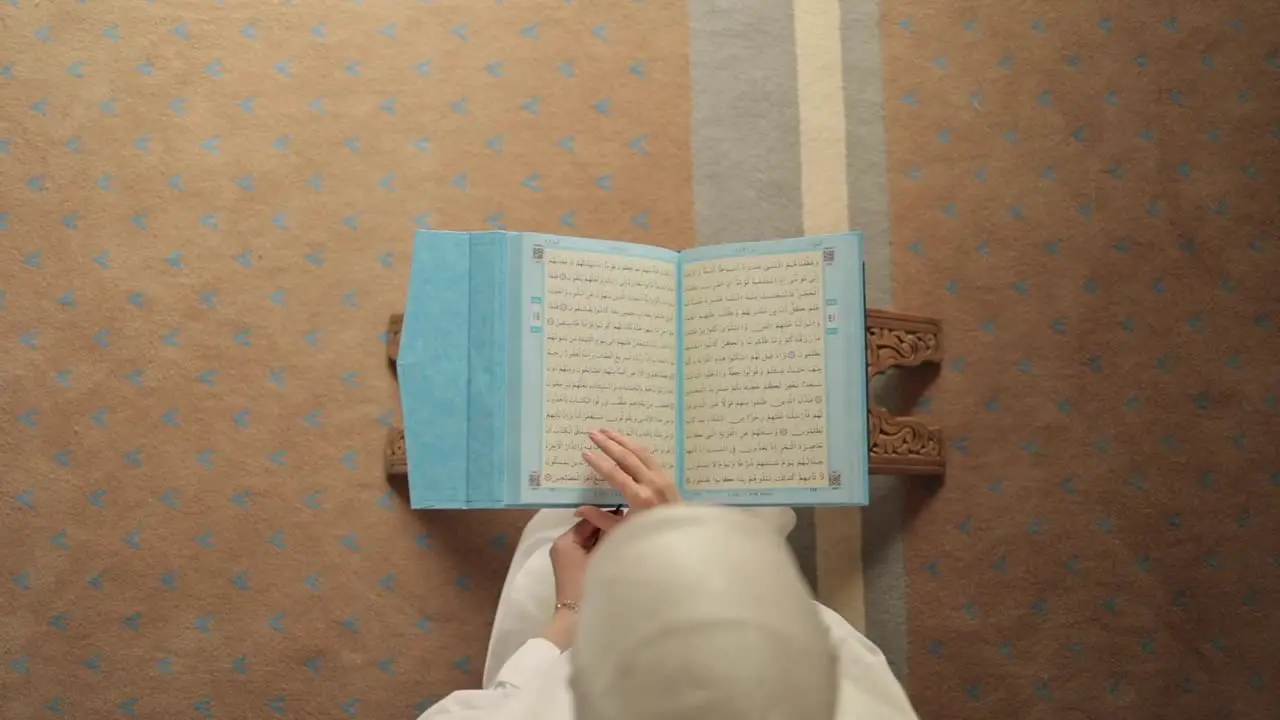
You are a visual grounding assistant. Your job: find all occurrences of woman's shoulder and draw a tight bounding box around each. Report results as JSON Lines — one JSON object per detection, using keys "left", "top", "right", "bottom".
{"left": 812, "top": 602, "right": 919, "bottom": 719}
{"left": 811, "top": 601, "right": 893, "bottom": 664}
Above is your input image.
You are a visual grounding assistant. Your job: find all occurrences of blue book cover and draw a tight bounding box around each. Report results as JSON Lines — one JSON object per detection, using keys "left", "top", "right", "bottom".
{"left": 396, "top": 231, "right": 869, "bottom": 508}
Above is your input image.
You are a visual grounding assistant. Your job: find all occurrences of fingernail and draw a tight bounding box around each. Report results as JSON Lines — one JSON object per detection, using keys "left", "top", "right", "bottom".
{"left": 582, "top": 450, "right": 593, "bottom": 459}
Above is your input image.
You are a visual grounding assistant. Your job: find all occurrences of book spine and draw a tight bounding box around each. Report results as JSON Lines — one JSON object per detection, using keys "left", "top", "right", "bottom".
{"left": 467, "top": 232, "right": 511, "bottom": 508}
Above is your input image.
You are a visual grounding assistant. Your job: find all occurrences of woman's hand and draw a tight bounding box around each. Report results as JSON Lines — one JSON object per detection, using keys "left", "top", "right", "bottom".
{"left": 576, "top": 428, "right": 681, "bottom": 535}
{"left": 549, "top": 519, "right": 598, "bottom": 606}
{"left": 542, "top": 518, "right": 599, "bottom": 650}
{"left": 543, "top": 429, "right": 680, "bottom": 650}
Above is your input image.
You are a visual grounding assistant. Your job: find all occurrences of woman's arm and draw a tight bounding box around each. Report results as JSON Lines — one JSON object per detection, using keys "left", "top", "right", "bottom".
{"left": 415, "top": 638, "right": 563, "bottom": 718}
{"left": 539, "top": 607, "right": 578, "bottom": 651}
{"left": 418, "top": 518, "right": 591, "bottom": 718}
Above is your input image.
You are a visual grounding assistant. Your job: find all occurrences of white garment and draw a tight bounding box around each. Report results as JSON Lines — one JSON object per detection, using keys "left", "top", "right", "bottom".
{"left": 417, "top": 508, "right": 917, "bottom": 719}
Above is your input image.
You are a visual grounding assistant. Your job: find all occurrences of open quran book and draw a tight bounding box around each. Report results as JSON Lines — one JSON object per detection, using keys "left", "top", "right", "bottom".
{"left": 396, "top": 231, "right": 869, "bottom": 508}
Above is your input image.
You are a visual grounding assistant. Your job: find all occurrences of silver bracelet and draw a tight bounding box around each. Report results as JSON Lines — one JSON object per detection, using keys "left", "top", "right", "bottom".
{"left": 554, "top": 600, "right": 580, "bottom": 614}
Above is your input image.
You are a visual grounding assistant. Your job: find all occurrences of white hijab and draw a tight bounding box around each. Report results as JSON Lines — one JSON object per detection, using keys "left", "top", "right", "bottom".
{"left": 571, "top": 506, "right": 838, "bottom": 720}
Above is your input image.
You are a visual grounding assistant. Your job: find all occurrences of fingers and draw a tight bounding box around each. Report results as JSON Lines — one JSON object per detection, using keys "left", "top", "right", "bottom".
{"left": 575, "top": 505, "right": 624, "bottom": 533}
{"left": 555, "top": 518, "right": 598, "bottom": 550}
{"left": 587, "top": 429, "right": 652, "bottom": 485}
{"left": 569, "top": 518, "right": 597, "bottom": 545}
{"left": 582, "top": 446, "right": 645, "bottom": 504}
{"left": 597, "top": 429, "right": 679, "bottom": 505}
{"left": 600, "top": 429, "right": 664, "bottom": 473}
{"left": 583, "top": 429, "right": 680, "bottom": 509}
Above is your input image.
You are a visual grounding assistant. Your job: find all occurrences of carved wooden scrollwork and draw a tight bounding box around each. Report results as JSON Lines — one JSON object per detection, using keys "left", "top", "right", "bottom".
{"left": 387, "top": 313, "right": 404, "bottom": 363}
{"left": 865, "top": 309, "right": 946, "bottom": 476}
{"left": 385, "top": 427, "right": 408, "bottom": 477}
{"left": 867, "top": 327, "right": 942, "bottom": 375}
{"left": 868, "top": 407, "right": 944, "bottom": 474}
{"left": 866, "top": 309, "right": 943, "bottom": 376}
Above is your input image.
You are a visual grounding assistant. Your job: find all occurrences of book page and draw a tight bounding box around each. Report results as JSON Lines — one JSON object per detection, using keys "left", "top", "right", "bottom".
{"left": 541, "top": 249, "right": 677, "bottom": 486}
{"left": 683, "top": 252, "right": 829, "bottom": 489}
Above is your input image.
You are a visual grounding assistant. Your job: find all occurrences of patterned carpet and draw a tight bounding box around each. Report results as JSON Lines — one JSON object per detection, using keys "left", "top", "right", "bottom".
{"left": 0, "top": 3, "right": 687, "bottom": 717}
{"left": 886, "top": 3, "right": 1280, "bottom": 717}
{"left": 2, "top": 1, "right": 1277, "bottom": 718}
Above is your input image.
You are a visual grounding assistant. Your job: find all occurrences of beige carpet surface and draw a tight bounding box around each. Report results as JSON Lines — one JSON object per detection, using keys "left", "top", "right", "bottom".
{"left": 1, "top": 2, "right": 691, "bottom": 717}
{"left": 882, "top": 2, "right": 1280, "bottom": 716}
